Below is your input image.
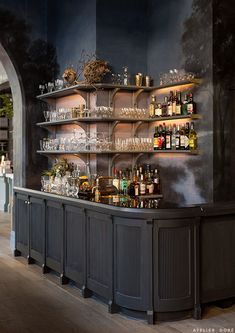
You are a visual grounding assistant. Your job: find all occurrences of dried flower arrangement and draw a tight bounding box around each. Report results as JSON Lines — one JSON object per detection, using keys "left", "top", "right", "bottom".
{"left": 62, "top": 50, "right": 110, "bottom": 87}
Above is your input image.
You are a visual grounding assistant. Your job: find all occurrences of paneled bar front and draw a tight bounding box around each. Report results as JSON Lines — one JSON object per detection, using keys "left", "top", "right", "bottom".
{"left": 13, "top": 187, "right": 235, "bottom": 324}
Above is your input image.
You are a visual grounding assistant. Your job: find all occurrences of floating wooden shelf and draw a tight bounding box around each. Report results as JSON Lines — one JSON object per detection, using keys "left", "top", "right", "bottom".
{"left": 36, "top": 114, "right": 200, "bottom": 127}
{"left": 37, "top": 149, "right": 198, "bottom": 155}
{"left": 36, "top": 80, "right": 200, "bottom": 100}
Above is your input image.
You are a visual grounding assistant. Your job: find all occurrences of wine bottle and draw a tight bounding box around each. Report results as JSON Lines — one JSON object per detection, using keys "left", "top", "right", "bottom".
{"left": 176, "top": 91, "right": 182, "bottom": 115}
{"left": 149, "top": 95, "right": 156, "bottom": 118}
{"left": 189, "top": 122, "right": 197, "bottom": 151}
{"left": 187, "top": 93, "right": 196, "bottom": 114}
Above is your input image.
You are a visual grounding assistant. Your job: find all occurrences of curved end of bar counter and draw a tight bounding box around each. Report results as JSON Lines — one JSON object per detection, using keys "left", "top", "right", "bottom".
{"left": 13, "top": 187, "right": 235, "bottom": 324}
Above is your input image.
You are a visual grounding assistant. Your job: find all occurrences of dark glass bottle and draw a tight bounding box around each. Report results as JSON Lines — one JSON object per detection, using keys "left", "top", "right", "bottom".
{"left": 167, "top": 92, "right": 173, "bottom": 116}
{"left": 153, "top": 126, "right": 159, "bottom": 151}
{"left": 161, "top": 123, "right": 166, "bottom": 150}
{"left": 187, "top": 93, "right": 196, "bottom": 114}
{"left": 184, "top": 122, "right": 190, "bottom": 150}
{"left": 176, "top": 91, "right": 182, "bottom": 115}
{"left": 162, "top": 96, "right": 168, "bottom": 116}
{"left": 182, "top": 94, "right": 188, "bottom": 115}
{"left": 175, "top": 124, "right": 181, "bottom": 150}
{"left": 153, "top": 169, "right": 160, "bottom": 194}
{"left": 189, "top": 122, "right": 198, "bottom": 150}
{"left": 165, "top": 126, "right": 172, "bottom": 150}
{"left": 180, "top": 125, "right": 185, "bottom": 150}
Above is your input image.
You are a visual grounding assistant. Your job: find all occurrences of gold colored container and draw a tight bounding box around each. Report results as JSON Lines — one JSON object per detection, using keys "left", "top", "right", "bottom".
{"left": 135, "top": 73, "right": 143, "bottom": 86}
{"left": 145, "top": 75, "right": 151, "bottom": 87}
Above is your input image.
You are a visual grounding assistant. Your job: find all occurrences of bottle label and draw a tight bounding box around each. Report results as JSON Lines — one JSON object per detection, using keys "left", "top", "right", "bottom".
{"left": 158, "top": 136, "right": 165, "bottom": 149}
{"left": 176, "top": 105, "right": 181, "bottom": 115}
{"left": 113, "top": 179, "right": 119, "bottom": 190}
{"left": 172, "top": 102, "right": 176, "bottom": 114}
{"left": 167, "top": 105, "right": 173, "bottom": 116}
{"left": 120, "top": 180, "right": 127, "bottom": 191}
{"left": 147, "top": 184, "right": 154, "bottom": 194}
{"left": 154, "top": 178, "right": 159, "bottom": 184}
{"left": 187, "top": 103, "right": 193, "bottom": 114}
{"left": 166, "top": 135, "right": 171, "bottom": 149}
{"left": 155, "top": 108, "right": 162, "bottom": 117}
{"left": 140, "top": 183, "right": 146, "bottom": 195}
{"left": 135, "top": 185, "right": 139, "bottom": 196}
{"left": 180, "top": 135, "right": 185, "bottom": 148}
{"left": 184, "top": 136, "right": 189, "bottom": 149}
{"left": 153, "top": 137, "right": 159, "bottom": 149}
{"left": 189, "top": 138, "right": 197, "bottom": 150}
{"left": 176, "top": 137, "right": 180, "bottom": 148}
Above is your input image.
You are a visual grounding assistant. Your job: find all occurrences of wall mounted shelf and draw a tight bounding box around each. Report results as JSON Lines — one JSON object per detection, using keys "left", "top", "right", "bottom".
{"left": 36, "top": 114, "right": 200, "bottom": 128}
{"left": 37, "top": 150, "right": 198, "bottom": 155}
{"left": 36, "top": 80, "right": 201, "bottom": 100}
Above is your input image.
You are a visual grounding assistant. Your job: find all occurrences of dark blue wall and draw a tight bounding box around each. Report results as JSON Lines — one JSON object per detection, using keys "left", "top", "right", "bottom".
{"left": 47, "top": 0, "right": 96, "bottom": 77}
{"left": 96, "top": 0, "right": 148, "bottom": 79}
{"left": 147, "top": 0, "right": 193, "bottom": 81}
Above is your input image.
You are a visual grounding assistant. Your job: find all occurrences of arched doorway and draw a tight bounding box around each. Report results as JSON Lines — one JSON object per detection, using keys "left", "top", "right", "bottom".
{"left": 0, "top": 43, "right": 25, "bottom": 187}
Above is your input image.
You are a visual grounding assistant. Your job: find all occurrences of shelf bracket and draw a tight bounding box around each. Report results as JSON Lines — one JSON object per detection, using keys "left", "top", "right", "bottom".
{"left": 73, "top": 153, "right": 88, "bottom": 164}
{"left": 73, "top": 89, "right": 89, "bottom": 105}
{"left": 108, "top": 153, "right": 120, "bottom": 175}
{"left": 73, "top": 121, "right": 87, "bottom": 132}
{"left": 133, "top": 121, "right": 143, "bottom": 136}
{"left": 133, "top": 89, "right": 145, "bottom": 108}
{"left": 132, "top": 153, "right": 144, "bottom": 170}
{"left": 109, "top": 120, "right": 120, "bottom": 139}
{"left": 109, "top": 88, "right": 121, "bottom": 107}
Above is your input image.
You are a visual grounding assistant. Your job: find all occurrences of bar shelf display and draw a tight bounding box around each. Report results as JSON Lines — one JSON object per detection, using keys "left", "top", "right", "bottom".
{"left": 36, "top": 80, "right": 201, "bottom": 100}
{"left": 36, "top": 114, "right": 201, "bottom": 128}
{"left": 37, "top": 150, "right": 198, "bottom": 155}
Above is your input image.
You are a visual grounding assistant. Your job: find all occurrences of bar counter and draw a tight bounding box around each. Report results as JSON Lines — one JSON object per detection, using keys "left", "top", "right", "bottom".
{"left": 13, "top": 187, "right": 235, "bottom": 324}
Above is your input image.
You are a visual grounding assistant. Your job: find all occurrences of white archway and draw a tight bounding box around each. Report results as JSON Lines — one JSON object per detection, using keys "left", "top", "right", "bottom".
{"left": 0, "top": 43, "right": 25, "bottom": 187}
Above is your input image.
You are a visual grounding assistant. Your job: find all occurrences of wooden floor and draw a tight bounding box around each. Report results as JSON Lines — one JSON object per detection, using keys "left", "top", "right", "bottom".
{"left": 0, "top": 212, "right": 234, "bottom": 333}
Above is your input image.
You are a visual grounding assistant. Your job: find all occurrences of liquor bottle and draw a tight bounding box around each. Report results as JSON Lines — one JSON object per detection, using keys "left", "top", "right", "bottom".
{"left": 120, "top": 169, "right": 128, "bottom": 195}
{"left": 175, "top": 124, "right": 181, "bottom": 150}
{"left": 158, "top": 125, "right": 164, "bottom": 150}
{"left": 139, "top": 174, "right": 146, "bottom": 195}
{"left": 165, "top": 126, "right": 172, "bottom": 150}
{"left": 161, "top": 123, "right": 166, "bottom": 150}
{"left": 146, "top": 172, "right": 154, "bottom": 194}
{"left": 153, "top": 169, "right": 160, "bottom": 194}
{"left": 125, "top": 168, "right": 131, "bottom": 189}
{"left": 167, "top": 92, "right": 173, "bottom": 116}
{"left": 187, "top": 93, "right": 196, "bottom": 114}
{"left": 184, "top": 122, "right": 190, "bottom": 150}
{"left": 128, "top": 174, "right": 138, "bottom": 197}
{"left": 94, "top": 178, "right": 100, "bottom": 202}
{"left": 182, "top": 94, "right": 188, "bottom": 115}
{"left": 155, "top": 103, "right": 162, "bottom": 117}
{"left": 171, "top": 124, "right": 177, "bottom": 150}
{"left": 189, "top": 122, "right": 198, "bottom": 151}
{"left": 162, "top": 96, "right": 168, "bottom": 116}
{"left": 149, "top": 95, "right": 156, "bottom": 118}
{"left": 112, "top": 168, "right": 120, "bottom": 190}
{"left": 176, "top": 91, "right": 182, "bottom": 115}
{"left": 153, "top": 126, "right": 159, "bottom": 151}
{"left": 123, "top": 66, "right": 130, "bottom": 85}
{"left": 172, "top": 91, "right": 177, "bottom": 115}
{"left": 180, "top": 125, "right": 185, "bottom": 150}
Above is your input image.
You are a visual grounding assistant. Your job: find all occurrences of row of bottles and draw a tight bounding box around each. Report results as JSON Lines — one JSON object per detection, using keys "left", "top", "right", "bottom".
{"left": 112, "top": 165, "right": 161, "bottom": 197}
{"left": 153, "top": 122, "right": 198, "bottom": 151}
{"left": 149, "top": 91, "right": 196, "bottom": 118}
